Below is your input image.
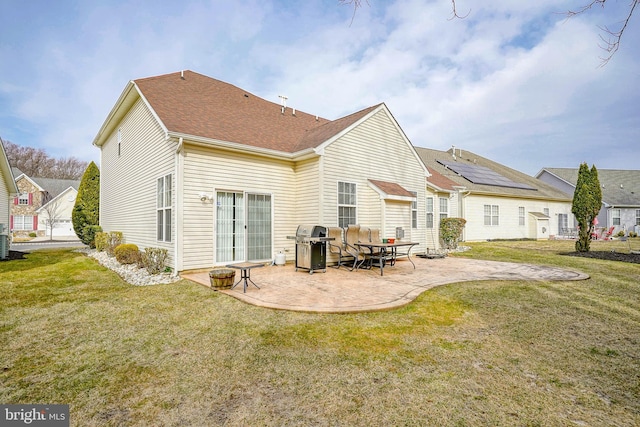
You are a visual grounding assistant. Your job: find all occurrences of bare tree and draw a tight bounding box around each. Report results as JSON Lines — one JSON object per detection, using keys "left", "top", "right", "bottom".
{"left": 450, "top": 0, "right": 637, "bottom": 65}
{"left": 2, "top": 139, "right": 88, "bottom": 179}
{"left": 341, "top": 1, "right": 637, "bottom": 63}
{"left": 39, "top": 194, "right": 65, "bottom": 241}
{"left": 565, "top": 0, "right": 638, "bottom": 65}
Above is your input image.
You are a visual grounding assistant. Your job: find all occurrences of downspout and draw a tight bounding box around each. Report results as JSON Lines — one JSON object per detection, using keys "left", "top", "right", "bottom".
{"left": 174, "top": 137, "right": 184, "bottom": 273}
{"left": 457, "top": 188, "right": 471, "bottom": 242}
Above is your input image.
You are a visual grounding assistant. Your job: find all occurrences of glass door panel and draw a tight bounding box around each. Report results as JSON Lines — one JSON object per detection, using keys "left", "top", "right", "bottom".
{"left": 216, "top": 191, "right": 245, "bottom": 263}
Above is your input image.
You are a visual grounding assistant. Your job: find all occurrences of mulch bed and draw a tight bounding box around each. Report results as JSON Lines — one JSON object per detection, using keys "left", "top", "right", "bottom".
{"left": 563, "top": 251, "right": 640, "bottom": 264}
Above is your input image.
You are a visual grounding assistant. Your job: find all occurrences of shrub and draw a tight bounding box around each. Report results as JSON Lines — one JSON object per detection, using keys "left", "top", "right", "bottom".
{"left": 114, "top": 243, "right": 140, "bottom": 265}
{"left": 81, "top": 225, "right": 103, "bottom": 249}
{"left": 106, "top": 231, "right": 123, "bottom": 256}
{"left": 72, "top": 162, "right": 100, "bottom": 246}
{"left": 142, "top": 247, "right": 168, "bottom": 275}
{"left": 616, "top": 230, "right": 625, "bottom": 237}
{"left": 28, "top": 232, "right": 37, "bottom": 238}
{"left": 94, "top": 232, "right": 109, "bottom": 252}
{"left": 630, "top": 231, "right": 638, "bottom": 238}
{"left": 440, "top": 217, "right": 467, "bottom": 249}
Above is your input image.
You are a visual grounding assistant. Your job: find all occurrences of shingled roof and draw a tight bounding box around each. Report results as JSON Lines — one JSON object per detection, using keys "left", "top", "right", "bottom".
{"left": 542, "top": 168, "right": 640, "bottom": 206}
{"left": 130, "top": 70, "right": 380, "bottom": 154}
{"left": 416, "top": 147, "right": 571, "bottom": 201}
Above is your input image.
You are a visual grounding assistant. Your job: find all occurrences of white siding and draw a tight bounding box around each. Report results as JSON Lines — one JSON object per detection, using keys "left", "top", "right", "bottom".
{"left": 320, "top": 109, "right": 426, "bottom": 252}
{"left": 293, "top": 158, "right": 322, "bottom": 225}
{"left": 99, "top": 98, "right": 176, "bottom": 263}
{"left": 181, "top": 144, "right": 296, "bottom": 270}
{"left": 0, "top": 172, "right": 9, "bottom": 231}
{"left": 463, "top": 194, "right": 574, "bottom": 241}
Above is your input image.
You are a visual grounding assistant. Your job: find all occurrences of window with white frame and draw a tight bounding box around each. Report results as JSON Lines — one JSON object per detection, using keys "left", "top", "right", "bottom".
{"left": 484, "top": 204, "right": 499, "bottom": 226}
{"left": 636, "top": 209, "right": 640, "bottom": 226}
{"left": 558, "top": 213, "right": 568, "bottom": 232}
{"left": 156, "top": 174, "right": 172, "bottom": 242}
{"left": 338, "top": 181, "right": 357, "bottom": 228}
{"left": 439, "top": 197, "right": 448, "bottom": 221}
{"left": 13, "top": 215, "right": 34, "bottom": 230}
{"left": 543, "top": 208, "right": 549, "bottom": 217}
{"left": 426, "top": 197, "right": 434, "bottom": 229}
{"left": 612, "top": 209, "right": 621, "bottom": 226}
{"left": 18, "top": 193, "right": 29, "bottom": 205}
{"left": 411, "top": 191, "right": 418, "bottom": 228}
{"left": 519, "top": 207, "right": 525, "bottom": 226}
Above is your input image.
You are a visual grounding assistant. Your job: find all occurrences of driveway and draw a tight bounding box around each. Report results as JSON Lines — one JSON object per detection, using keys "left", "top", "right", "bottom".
{"left": 182, "top": 256, "right": 589, "bottom": 313}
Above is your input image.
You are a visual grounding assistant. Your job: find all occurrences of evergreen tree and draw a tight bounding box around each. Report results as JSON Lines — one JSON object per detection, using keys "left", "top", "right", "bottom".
{"left": 572, "top": 163, "right": 602, "bottom": 252}
{"left": 72, "top": 162, "right": 101, "bottom": 247}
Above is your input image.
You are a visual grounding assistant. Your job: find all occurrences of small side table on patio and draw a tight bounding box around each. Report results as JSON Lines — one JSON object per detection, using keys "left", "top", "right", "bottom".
{"left": 226, "top": 262, "right": 264, "bottom": 293}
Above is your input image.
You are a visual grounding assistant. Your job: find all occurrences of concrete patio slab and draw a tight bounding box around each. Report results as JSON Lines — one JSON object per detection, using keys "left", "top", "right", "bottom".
{"left": 181, "top": 256, "right": 589, "bottom": 313}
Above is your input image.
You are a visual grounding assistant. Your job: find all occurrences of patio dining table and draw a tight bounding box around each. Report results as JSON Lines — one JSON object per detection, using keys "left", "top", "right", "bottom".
{"left": 355, "top": 241, "right": 418, "bottom": 276}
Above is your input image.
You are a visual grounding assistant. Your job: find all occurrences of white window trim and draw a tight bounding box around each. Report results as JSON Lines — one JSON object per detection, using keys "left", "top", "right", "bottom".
{"left": 410, "top": 191, "right": 418, "bottom": 229}
{"left": 337, "top": 181, "right": 357, "bottom": 228}
{"left": 156, "top": 174, "right": 172, "bottom": 243}
{"left": 484, "top": 204, "right": 499, "bottom": 226}
{"left": 426, "top": 197, "right": 434, "bottom": 229}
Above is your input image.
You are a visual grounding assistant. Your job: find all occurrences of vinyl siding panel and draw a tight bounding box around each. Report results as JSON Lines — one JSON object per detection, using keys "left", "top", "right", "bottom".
{"left": 293, "top": 158, "right": 321, "bottom": 225}
{"left": 463, "top": 195, "right": 574, "bottom": 241}
{"left": 0, "top": 175, "right": 9, "bottom": 230}
{"left": 99, "top": 98, "right": 176, "bottom": 263}
{"left": 320, "top": 109, "right": 426, "bottom": 252}
{"left": 181, "top": 144, "right": 296, "bottom": 270}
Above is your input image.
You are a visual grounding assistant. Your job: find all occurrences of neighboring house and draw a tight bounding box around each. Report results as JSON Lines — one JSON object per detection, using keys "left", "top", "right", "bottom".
{"left": 92, "top": 70, "right": 429, "bottom": 272}
{"left": 416, "top": 147, "right": 574, "bottom": 242}
{"left": 10, "top": 170, "right": 80, "bottom": 238}
{"left": 537, "top": 168, "right": 640, "bottom": 236}
{"left": 36, "top": 185, "right": 78, "bottom": 238}
{"left": 1, "top": 138, "right": 18, "bottom": 258}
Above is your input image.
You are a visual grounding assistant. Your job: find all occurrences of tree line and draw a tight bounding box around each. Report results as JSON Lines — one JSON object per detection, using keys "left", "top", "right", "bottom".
{"left": 2, "top": 138, "right": 89, "bottom": 180}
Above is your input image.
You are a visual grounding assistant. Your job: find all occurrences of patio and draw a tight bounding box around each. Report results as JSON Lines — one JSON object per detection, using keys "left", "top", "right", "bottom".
{"left": 181, "top": 257, "right": 589, "bottom": 313}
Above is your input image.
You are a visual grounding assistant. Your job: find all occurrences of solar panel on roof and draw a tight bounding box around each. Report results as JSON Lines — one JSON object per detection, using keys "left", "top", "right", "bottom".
{"left": 437, "top": 160, "right": 536, "bottom": 190}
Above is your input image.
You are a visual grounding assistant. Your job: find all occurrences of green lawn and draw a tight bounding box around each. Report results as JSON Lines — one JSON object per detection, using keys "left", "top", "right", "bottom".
{"left": 1, "top": 241, "right": 639, "bottom": 426}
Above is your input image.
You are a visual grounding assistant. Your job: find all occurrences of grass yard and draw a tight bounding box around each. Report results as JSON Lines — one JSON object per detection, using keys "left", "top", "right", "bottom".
{"left": 1, "top": 241, "right": 639, "bottom": 426}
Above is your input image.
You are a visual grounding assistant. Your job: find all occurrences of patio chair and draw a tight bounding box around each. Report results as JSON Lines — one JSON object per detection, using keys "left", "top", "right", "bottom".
{"left": 344, "top": 224, "right": 366, "bottom": 271}
{"left": 358, "top": 226, "right": 374, "bottom": 269}
{"left": 603, "top": 226, "right": 615, "bottom": 240}
{"left": 327, "top": 227, "right": 354, "bottom": 269}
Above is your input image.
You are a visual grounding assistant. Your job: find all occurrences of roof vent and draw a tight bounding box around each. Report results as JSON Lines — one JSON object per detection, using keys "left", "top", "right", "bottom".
{"left": 180, "top": 70, "right": 185, "bottom": 80}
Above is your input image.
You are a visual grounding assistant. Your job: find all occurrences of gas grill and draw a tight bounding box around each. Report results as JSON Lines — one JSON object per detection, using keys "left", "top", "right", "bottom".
{"left": 288, "top": 225, "right": 332, "bottom": 274}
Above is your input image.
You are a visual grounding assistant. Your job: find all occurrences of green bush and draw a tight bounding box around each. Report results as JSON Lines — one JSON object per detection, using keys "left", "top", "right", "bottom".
{"left": 114, "top": 243, "right": 140, "bottom": 265}
{"left": 142, "top": 247, "right": 168, "bottom": 275}
{"left": 28, "top": 232, "right": 37, "bottom": 238}
{"left": 106, "top": 231, "right": 123, "bottom": 256}
{"left": 616, "top": 230, "right": 625, "bottom": 237}
{"left": 440, "top": 217, "right": 467, "bottom": 249}
{"left": 83, "top": 225, "right": 102, "bottom": 249}
{"left": 630, "top": 231, "right": 638, "bottom": 238}
{"left": 94, "top": 232, "right": 108, "bottom": 252}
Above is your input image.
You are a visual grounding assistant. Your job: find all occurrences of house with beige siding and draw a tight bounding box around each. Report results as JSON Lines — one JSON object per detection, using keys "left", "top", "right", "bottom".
{"left": 1, "top": 138, "right": 18, "bottom": 257}
{"left": 10, "top": 171, "right": 79, "bottom": 239}
{"left": 416, "top": 147, "right": 573, "bottom": 242}
{"left": 537, "top": 168, "right": 640, "bottom": 236}
{"left": 93, "top": 70, "right": 429, "bottom": 272}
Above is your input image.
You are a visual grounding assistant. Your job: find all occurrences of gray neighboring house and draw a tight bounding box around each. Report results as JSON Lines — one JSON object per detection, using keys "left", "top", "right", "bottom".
{"left": 536, "top": 168, "right": 640, "bottom": 236}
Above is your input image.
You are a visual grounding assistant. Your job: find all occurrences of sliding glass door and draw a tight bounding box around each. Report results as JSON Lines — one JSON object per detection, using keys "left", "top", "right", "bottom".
{"left": 216, "top": 191, "right": 272, "bottom": 263}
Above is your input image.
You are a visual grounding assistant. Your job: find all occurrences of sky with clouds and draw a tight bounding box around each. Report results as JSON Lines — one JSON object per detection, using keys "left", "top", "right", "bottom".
{"left": 1, "top": 0, "right": 638, "bottom": 175}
